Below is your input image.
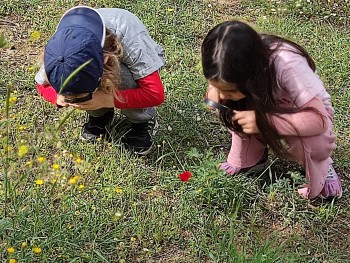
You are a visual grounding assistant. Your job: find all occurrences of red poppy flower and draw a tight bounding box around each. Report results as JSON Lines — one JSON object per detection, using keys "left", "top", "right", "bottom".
{"left": 179, "top": 171, "right": 192, "bottom": 182}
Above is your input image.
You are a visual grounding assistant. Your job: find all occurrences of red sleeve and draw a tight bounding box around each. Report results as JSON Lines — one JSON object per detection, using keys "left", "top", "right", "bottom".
{"left": 114, "top": 71, "right": 165, "bottom": 109}
{"left": 36, "top": 83, "right": 58, "bottom": 105}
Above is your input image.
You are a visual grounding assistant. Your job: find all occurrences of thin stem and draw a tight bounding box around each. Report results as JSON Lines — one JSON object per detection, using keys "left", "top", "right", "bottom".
{"left": 3, "top": 86, "right": 11, "bottom": 218}
{"left": 56, "top": 108, "right": 76, "bottom": 131}
{"left": 59, "top": 59, "right": 93, "bottom": 94}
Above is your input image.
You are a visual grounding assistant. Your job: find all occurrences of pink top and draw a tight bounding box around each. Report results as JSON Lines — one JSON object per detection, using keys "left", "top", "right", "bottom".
{"left": 273, "top": 44, "right": 334, "bottom": 117}
{"left": 266, "top": 44, "right": 334, "bottom": 137}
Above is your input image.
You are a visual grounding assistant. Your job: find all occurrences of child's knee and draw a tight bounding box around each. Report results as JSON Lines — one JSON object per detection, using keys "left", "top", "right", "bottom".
{"left": 303, "top": 135, "right": 336, "bottom": 161}
{"left": 286, "top": 133, "right": 335, "bottom": 162}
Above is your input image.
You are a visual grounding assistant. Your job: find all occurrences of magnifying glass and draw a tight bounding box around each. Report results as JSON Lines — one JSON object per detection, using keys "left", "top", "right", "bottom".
{"left": 203, "top": 98, "right": 233, "bottom": 113}
{"left": 64, "top": 93, "right": 93, "bottom": 103}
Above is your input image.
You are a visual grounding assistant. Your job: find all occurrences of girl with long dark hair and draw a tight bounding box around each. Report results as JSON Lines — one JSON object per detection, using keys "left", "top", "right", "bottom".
{"left": 201, "top": 20, "right": 342, "bottom": 199}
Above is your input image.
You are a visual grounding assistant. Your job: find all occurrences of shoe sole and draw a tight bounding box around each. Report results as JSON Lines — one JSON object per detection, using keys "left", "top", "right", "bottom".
{"left": 79, "top": 133, "right": 102, "bottom": 142}
{"left": 130, "top": 142, "right": 154, "bottom": 156}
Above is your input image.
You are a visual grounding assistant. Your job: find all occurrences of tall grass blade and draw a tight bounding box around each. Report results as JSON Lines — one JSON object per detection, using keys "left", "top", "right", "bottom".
{"left": 56, "top": 58, "right": 92, "bottom": 130}
{"left": 58, "top": 58, "right": 93, "bottom": 94}
{"left": 3, "top": 86, "right": 11, "bottom": 217}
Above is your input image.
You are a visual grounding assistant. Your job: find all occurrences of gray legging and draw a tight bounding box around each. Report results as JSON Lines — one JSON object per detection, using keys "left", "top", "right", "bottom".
{"left": 87, "top": 63, "right": 156, "bottom": 123}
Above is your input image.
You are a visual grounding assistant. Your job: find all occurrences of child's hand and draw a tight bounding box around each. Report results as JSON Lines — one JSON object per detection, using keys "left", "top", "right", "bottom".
{"left": 56, "top": 94, "right": 69, "bottom": 108}
{"left": 233, "top": 110, "right": 260, "bottom": 134}
{"left": 69, "top": 90, "right": 114, "bottom": 110}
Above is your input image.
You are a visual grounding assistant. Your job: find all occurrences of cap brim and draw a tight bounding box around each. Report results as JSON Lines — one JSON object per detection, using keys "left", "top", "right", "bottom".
{"left": 57, "top": 6, "right": 105, "bottom": 47}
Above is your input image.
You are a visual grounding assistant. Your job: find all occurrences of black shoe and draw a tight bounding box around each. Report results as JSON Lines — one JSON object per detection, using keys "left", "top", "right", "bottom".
{"left": 219, "top": 148, "right": 269, "bottom": 175}
{"left": 240, "top": 148, "right": 269, "bottom": 174}
{"left": 80, "top": 111, "right": 114, "bottom": 142}
{"left": 123, "top": 120, "right": 157, "bottom": 156}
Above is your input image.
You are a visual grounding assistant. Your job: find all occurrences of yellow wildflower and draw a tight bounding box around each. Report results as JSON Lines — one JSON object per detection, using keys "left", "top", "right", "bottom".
{"left": 19, "top": 125, "right": 26, "bottom": 131}
{"left": 9, "top": 259, "right": 17, "bottom": 263}
{"left": 7, "top": 246, "right": 15, "bottom": 253}
{"left": 28, "top": 66, "right": 35, "bottom": 72}
{"left": 130, "top": 237, "right": 136, "bottom": 242}
{"left": 115, "top": 187, "right": 123, "bottom": 194}
{"left": 33, "top": 247, "right": 42, "bottom": 253}
{"left": 52, "top": 164, "right": 60, "bottom": 170}
{"left": 76, "top": 158, "right": 82, "bottom": 163}
{"left": 18, "top": 145, "right": 28, "bottom": 157}
{"left": 69, "top": 178, "right": 76, "bottom": 185}
{"left": 35, "top": 179, "right": 44, "bottom": 185}
{"left": 69, "top": 176, "right": 79, "bottom": 185}
{"left": 167, "top": 8, "right": 174, "bottom": 12}
{"left": 37, "top": 157, "right": 46, "bottom": 163}
{"left": 78, "top": 184, "right": 85, "bottom": 190}
{"left": 9, "top": 97, "right": 17, "bottom": 103}
{"left": 21, "top": 241, "right": 27, "bottom": 249}
{"left": 30, "top": 31, "right": 41, "bottom": 41}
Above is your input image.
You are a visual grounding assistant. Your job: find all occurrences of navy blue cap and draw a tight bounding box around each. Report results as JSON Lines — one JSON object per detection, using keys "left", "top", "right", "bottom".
{"left": 44, "top": 6, "right": 106, "bottom": 94}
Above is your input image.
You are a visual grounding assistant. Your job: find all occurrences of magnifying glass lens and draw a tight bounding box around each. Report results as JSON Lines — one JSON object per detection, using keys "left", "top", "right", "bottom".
{"left": 203, "top": 98, "right": 232, "bottom": 112}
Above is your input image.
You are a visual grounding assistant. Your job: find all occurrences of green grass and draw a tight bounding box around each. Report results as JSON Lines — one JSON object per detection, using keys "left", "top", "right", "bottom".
{"left": 1, "top": 0, "right": 349, "bottom": 262}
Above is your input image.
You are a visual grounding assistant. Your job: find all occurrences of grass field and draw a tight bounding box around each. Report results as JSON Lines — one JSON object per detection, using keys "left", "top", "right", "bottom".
{"left": 1, "top": 0, "right": 350, "bottom": 262}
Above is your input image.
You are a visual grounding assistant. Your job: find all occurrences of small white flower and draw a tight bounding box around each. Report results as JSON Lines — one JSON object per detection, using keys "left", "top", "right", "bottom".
{"left": 115, "top": 212, "right": 122, "bottom": 217}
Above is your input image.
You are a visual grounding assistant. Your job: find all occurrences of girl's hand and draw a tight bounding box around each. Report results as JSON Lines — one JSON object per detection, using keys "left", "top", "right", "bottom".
{"left": 69, "top": 90, "right": 115, "bottom": 110}
{"left": 56, "top": 94, "right": 69, "bottom": 108}
{"left": 233, "top": 110, "right": 260, "bottom": 134}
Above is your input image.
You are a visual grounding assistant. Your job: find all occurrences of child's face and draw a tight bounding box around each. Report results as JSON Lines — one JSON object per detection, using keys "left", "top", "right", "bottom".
{"left": 208, "top": 80, "right": 246, "bottom": 101}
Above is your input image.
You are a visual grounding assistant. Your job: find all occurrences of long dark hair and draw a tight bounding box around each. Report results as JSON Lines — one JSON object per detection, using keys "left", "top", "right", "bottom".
{"left": 201, "top": 20, "right": 317, "bottom": 158}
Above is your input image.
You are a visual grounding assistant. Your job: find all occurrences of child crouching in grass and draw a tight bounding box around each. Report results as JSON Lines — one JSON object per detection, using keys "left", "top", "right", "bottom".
{"left": 35, "top": 6, "right": 165, "bottom": 156}
{"left": 201, "top": 20, "right": 342, "bottom": 199}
